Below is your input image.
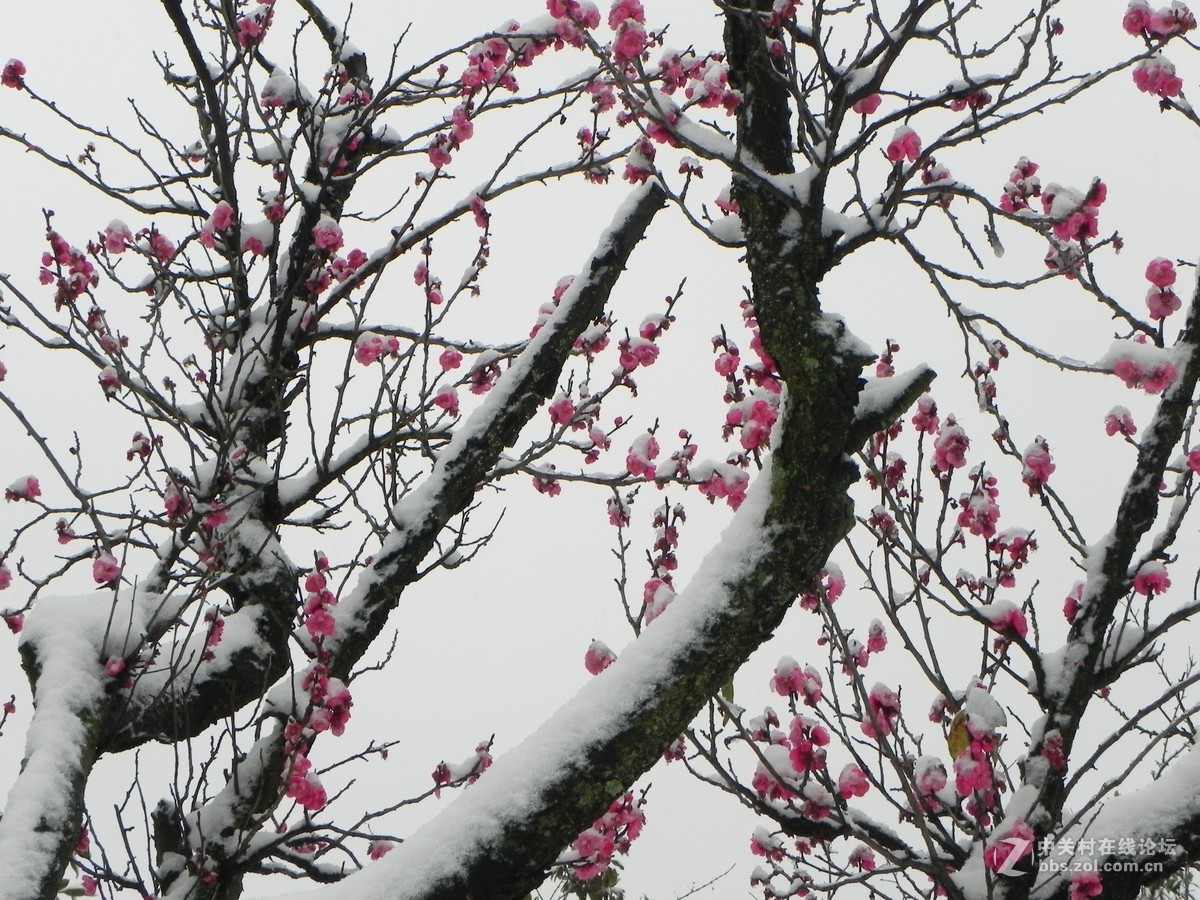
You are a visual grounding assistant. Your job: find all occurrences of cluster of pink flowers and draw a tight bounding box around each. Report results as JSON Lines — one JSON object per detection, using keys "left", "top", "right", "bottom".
{"left": 797, "top": 565, "right": 845, "bottom": 612}
{"left": 957, "top": 469, "right": 1001, "bottom": 539}
{"left": 696, "top": 463, "right": 749, "bottom": 510}
{"left": 617, "top": 335, "right": 661, "bottom": 371}
{"left": 910, "top": 394, "right": 939, "bottom": 435}
{"left": 990, "top": 529, "right": 1037, "bottom": 589}
{"left": 431, "top": 740, "right": 493, "bottom": 798}
{"left": 914, "top": 755, "right": 948, "bottom": 811}
{"left": 5, "top": 476, "right": 41, "bottom": 503}
{"left": 1104, "top": 406, "right": 1137, "bottom": 437}
{"left": 236, "top": 1, "right": 275, "bottom": 49}
{"left": 933, "top": 415, "right": 970, "bottom": 473}
{"left": 623, "top": 137, "right": 656, "bottom": 184}
{"left": 719, "top": 396, "right": 775, "bottom": 452}
{"left": 749, "top": 826, "right": 785, "bottom": 862}
{"left": 983, "top": 819, "right": 1034, "bottom": 872}
{"left": 1145, "top": 256, "right": 1182, "bottom": 319}
{"left": 860, "top": 683, "right": 900, "bottom": 739}
{"left": 284, "top": 752, "right": 327, "bottom": 812}
{"left": 999, "top": 157, "right": 1041, "bottom": 213}
{"left": 654, "top": 51, "right": 741, "bottom": 113}
{"left": 1070, "top": 871, "right": 1105, "bottom": 900}
{"left": 1123, "top": 1, "right": 1196, "bottom": 38}
{"left": 547, "top": 0, "right": 602, "bottom": 49}
{"left": 568, "top": 792, "right": 646, "bottom": 880}
{"left": 311, "top": 216, "right": 344, "bottom": 253}
{"left": 40, "top": 229, "right": 98, "bottom": 310}
{"left": 302, "top": 662, "right": 353, "bottom": 736}
{"left": 353, "top": 332, "right": 401, "bottom": 366}
{"left": 949, "top": 89, "right": 991, "bottom": 112}
{"left": 983, "top": 599, "right": 1029, "bottom": 642}
{"left": 787, "top": 716, "right": 830, "bottom": 774}
{"left": 1133, "top": 54, "right": 1184, "bottom": 98}
{"left": 2, "top": 59, "right": 25, "bottom": 89}
{"left": 610, "top": 0, "right": 647, "bottom": 64}
{"left": 101, "top": 220, "right": 132, "bottom": 255}
{"left": 1021, "top": 437, "right": 1056, "bottom": 494}
{"left": 886, "top": 126, "right": 922, "bottom": 163}
{"left": 198, "top": 201, "right": 235, "bottom": 250}
{"left": 771, "top": 656, "right": 823, "bottom": 705}
{"left": 1113, "top": 356, "right": 1178, "bottom": 394}
{"left": 427, "top": 104, "right": 477, "bottom": 170}
{"left": 141, "top": 227, "right": 176, "bottom": 265}
{"left": 1042, "top": 179, "right": 1107, "bottom": 243}
{"left": 625, "top": 432, "right": 661, "bottom": 478}
{"left": 329, "top": 248, "right": 367, "bottom": 284}
{"left": 302, "top": 568, "right": 339, "bottom": 641}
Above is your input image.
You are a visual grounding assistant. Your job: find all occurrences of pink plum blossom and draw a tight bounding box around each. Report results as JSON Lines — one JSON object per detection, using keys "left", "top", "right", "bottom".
{"left": 1021, "top": 437, "right": 1055, "bottom": 493}
{"left": 584, "top": 639, "right": 616, "bottom": 674}
{"left": 547, "top": 397, "right": 576, "bottom": 425}
{"left": 438, "top": 348, "right": 463, "bottom": 372}
{"left": 625, "top": 433, "right": 660, "bottom": 478}
{"left": 1105, "top": 406, "right": 1137, "bottom": 436}
{"left": 2, "top": 60, "right": 25, "bottom": 90}
{"left": 867, "top": 619, "right": 887, "bottom": 654}
{"left": 433, "top": 386, "right": 460, "bottom": 417}
{"left": 354, "top": 333, "right": 396, "bottom": 366}
{"left": 312, "top": 216, "right": 344, "bottom": 252}
{"left": 102, "top": 220, "right": 132, "bottom": 254}
{"left": 838, "top": 764, "right": 870, "bottom": 799}
{"left": 1134, "top": 561, "right": 1171, "bottom": 596}
{"left": 849, "top": 845, "right": 877, "bottom": 871}
{"left": 886, "top": 126, "right": 922, "bottom": 163}
{"left": 608, "top": 0, "right": 645, "bottom": 29}
{"left": 93, "top": 554, "right": 122, "bottom": 584}
{"left": 1147, "top": 287, "right": 1181, "bottom": 319}
{"left": 1146, "top": 256, "right": 1178, "bottom": 287}
{"left": 714, "top": 351, "right": 740, "bottom": 376}
{"left": 911, "top": 394, "right": 939, "bottom": 434}
{"left": 984, "top": 819, "right": 1034, "bottom": 873}
{"left": 852, "top": 93, "right": 881, "bottom": 115}
{"left": 1070, "top": 871, "right": 1104, "bottom": 900}
{"left": 1133, "top": 55, "right": 1184, "bottom": 97}
{"left": 933, "top": 417, "right": 969, "bottom": 472}
{"left": 861, "top": 683, "right": 901, "bottom": 739}
{"left": 210, "top": 202, "right": 235, "bottom": 233}
{"left": 986, "top": 601, "right": 1029, "bottom": 640}
{"left": 5, "top": 476, "right": 41, "bottom": 502}
{"left": 1064, "top": 582, "right": 1084, "bottom": 624}
{"left": 1125, "top": 1, "right": 1154, "bottom": 34}
{"left": 368, "top": 841, "right": 394, "bottom": 861}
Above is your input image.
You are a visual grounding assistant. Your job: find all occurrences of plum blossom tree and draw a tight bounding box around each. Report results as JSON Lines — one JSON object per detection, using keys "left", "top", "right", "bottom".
{"left": 0, "top": 1, "right": 1199, "bottom": 899}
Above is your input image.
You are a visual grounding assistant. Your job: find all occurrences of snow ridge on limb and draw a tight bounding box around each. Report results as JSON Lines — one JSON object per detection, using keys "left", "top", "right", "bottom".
{"left": 159, "top": 183, "right": 667, "bottom": 900}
